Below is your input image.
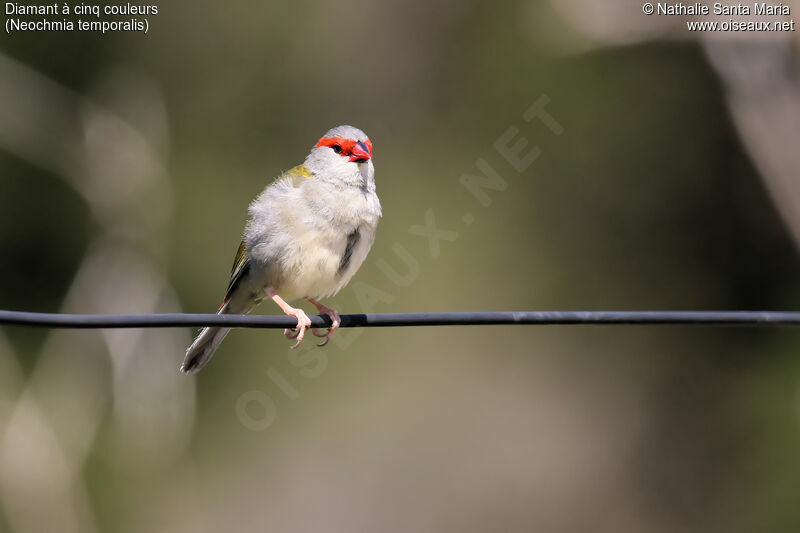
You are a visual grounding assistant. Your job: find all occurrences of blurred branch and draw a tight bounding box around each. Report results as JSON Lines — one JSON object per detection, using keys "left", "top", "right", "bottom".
{"left": 542, "top": 1, "right": 800, "bottom": 252}
{"left": 2, "top": 310, "right": 800, "bottom": 328}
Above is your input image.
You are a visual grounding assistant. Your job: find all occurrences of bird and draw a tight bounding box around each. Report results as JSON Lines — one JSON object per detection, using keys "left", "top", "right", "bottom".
{"left": 180, "top": 125, "right": 381, "bottom": 373}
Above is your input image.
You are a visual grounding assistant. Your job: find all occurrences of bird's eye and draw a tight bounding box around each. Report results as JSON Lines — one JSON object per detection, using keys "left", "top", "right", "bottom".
{"left": 332, "top": 145, "right": 342, "bottom": 154}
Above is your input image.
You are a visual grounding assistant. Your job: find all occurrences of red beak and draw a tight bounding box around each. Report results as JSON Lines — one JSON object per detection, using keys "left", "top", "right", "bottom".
{"left": 349, "top": 141, "right": 371, "bottom": 162}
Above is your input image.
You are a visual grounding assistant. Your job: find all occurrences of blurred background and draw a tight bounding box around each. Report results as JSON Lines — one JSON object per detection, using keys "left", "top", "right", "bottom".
{"left": 2, "top": 1, "right": 800, "bottom": 531}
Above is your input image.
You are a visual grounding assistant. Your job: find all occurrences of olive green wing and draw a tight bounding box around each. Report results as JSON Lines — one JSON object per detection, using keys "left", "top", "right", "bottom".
{"left": 223, "top": 240, "right": 250, "bottom": 305}
{"left": 281, "top": 163, "right": 314, "bottom": 187}
{"left": 222, "top": 165, "right": 311, "bottom": 306}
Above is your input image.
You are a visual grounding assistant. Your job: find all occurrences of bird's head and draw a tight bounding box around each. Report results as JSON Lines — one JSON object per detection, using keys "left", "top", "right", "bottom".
{"left": 305, "top": 125, "right": 374, "bottom": 189}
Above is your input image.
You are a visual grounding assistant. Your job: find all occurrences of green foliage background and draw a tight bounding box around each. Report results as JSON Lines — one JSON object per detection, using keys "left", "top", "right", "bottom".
{"left": 1, "top": 2, "right": 799, "bottom": 532}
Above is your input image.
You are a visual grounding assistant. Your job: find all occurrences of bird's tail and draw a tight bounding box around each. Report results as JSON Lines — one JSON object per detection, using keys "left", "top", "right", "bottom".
{"left": 181, "top": 298, "right": 258, "bottom": 373}
{"left": 180, "top": 323, "right": 231, "bottom": 374}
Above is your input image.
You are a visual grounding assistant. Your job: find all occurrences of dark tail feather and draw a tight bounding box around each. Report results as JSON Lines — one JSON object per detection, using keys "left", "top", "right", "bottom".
{"left": 180, "top": 325, "right": 231, "bottom": 373}
{"left": 181, "top": 298, "right": 257, "bottom": 374}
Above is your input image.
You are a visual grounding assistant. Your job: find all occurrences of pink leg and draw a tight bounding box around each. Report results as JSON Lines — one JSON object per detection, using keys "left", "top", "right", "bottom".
{"left": 305, "top": 297, "right": 341, "bottom": 347}
{"left": 267, "top": 289, "right": 311, "bottom": 349}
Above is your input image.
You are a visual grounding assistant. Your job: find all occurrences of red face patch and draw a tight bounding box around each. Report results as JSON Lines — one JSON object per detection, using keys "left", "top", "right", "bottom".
{"left": 315, "top": 136, "right": 373, "bottom": 159}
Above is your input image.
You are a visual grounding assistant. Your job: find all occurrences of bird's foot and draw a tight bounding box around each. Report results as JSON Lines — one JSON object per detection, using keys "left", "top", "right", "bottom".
{"left": 306, "top": 297, "right": 340, "bottom": 347}
{"left": 268, "top": 289, "right": 312, "bottom": 349}
{"left": 283, "top": 307, "right": 312, "bottom": 348}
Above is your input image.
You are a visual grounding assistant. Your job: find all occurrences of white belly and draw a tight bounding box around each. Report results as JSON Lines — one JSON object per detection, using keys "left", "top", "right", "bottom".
{"left": 276, "top": 223, "right": 375, "bottom": 301}
{"left": 245, "top": 174, "right": 381, "bottom": 302}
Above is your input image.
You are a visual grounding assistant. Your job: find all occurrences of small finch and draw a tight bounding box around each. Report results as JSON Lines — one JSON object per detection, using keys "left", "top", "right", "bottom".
{"left": 181, "top": 125, "right": 381, "bottom": 373}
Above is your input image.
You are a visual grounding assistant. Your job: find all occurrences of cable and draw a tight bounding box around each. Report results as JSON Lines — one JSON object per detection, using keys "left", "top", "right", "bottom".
{"left": 1, "top": 309, "right": 800, "bottom": 329}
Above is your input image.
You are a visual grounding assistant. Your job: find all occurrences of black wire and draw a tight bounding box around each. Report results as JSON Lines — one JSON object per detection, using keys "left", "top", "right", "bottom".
{"left": 1, "top": 309, "right": 800, "bottom": 329}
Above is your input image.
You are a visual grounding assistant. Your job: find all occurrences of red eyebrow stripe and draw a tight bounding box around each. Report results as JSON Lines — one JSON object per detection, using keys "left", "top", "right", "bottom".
{"left": 315, "top": 136, "right": 373, "bottom": 154}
